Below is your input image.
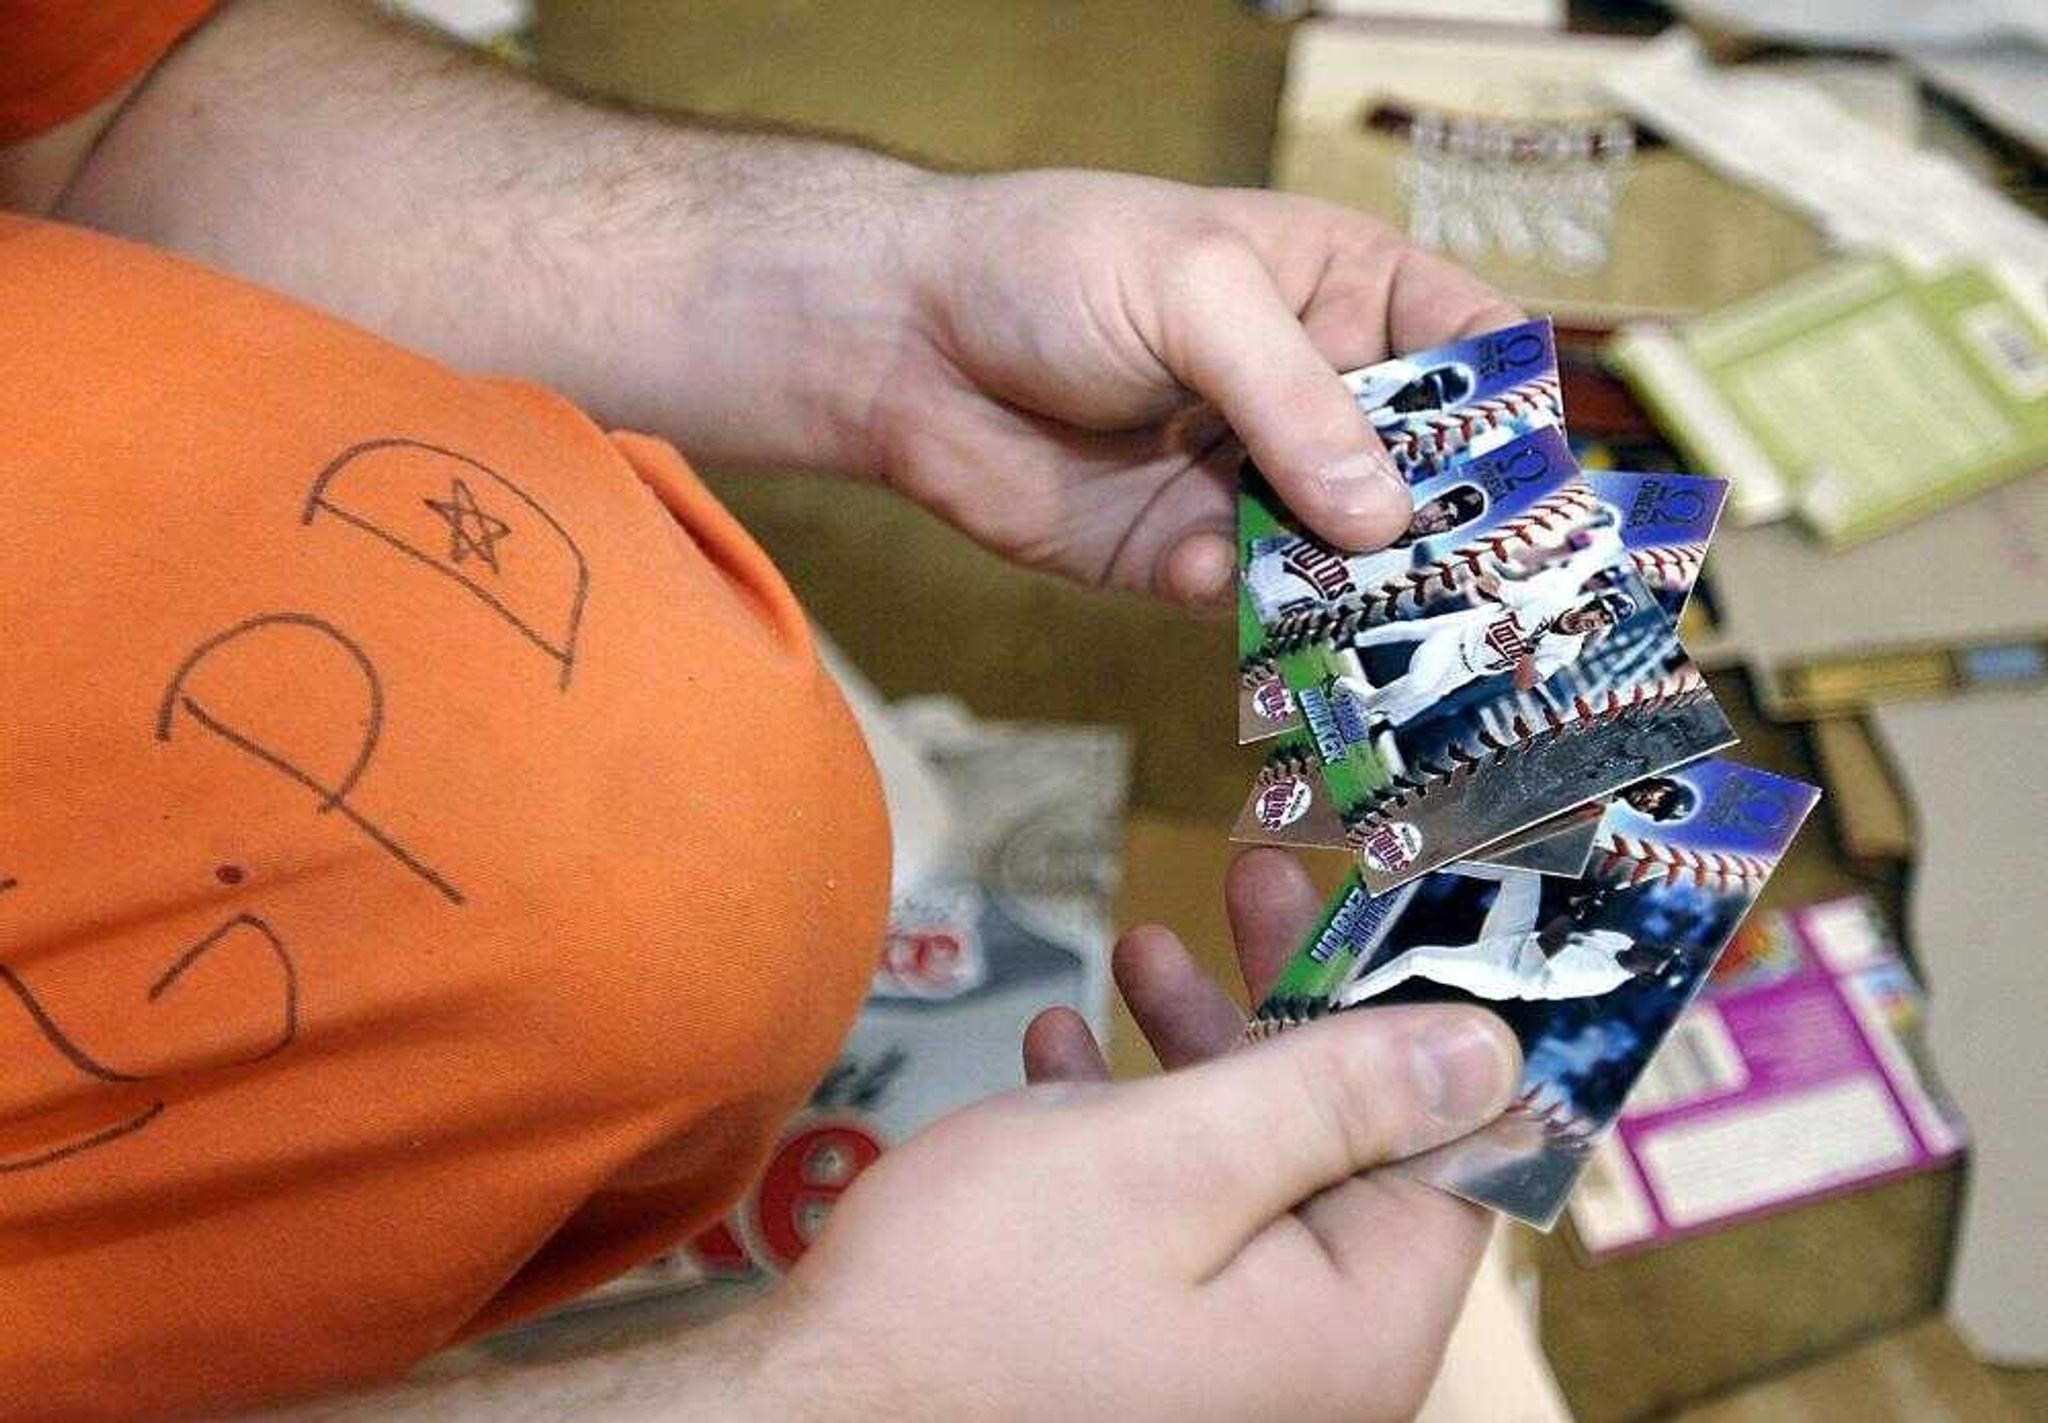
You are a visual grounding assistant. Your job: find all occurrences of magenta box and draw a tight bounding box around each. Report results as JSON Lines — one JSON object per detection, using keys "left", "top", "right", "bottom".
{"left": 1568, "top": 897, "right": 1966, "bottom": 1257}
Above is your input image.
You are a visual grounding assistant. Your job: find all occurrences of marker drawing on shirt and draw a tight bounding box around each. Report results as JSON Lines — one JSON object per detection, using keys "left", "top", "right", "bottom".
{"left": 424, "top": 476, "right": 514, "bottom": 574}
{"left": 156, "top": 613, "right": 464, "bottom": 905}
{"left": 0, "top": 887, "right": 297, "bottom": 1174}
{"left": 303, "top": 438, "right": 589, "bottom": 690}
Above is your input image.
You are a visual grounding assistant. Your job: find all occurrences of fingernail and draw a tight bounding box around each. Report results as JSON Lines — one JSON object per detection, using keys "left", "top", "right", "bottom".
{"left": 1408, "top": 1013, "right": 1517, "bottom": 1129}
{"left": 1170, "top": 534, "right": 1236, "bottom": 608}
{"left": 1320, "top": 450, "right": 1405, "bottom": 520}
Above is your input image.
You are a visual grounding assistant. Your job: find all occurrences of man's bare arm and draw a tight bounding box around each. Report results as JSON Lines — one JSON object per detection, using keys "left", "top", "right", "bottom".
{"left": 37, "top": 0, "right": 930, "bottom": 477}
{"left": 238, "top": 859, "right": 1525, "bottom": 1423}
{"left": 11, "top": 0, "right": 1519, "bottom": 603}
{"left": 264, "top": 1313, "right": 771, "bottom": 1423}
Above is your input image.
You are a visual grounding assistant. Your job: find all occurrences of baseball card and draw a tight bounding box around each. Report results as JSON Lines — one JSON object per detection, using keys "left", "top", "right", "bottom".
{"left": 1464, "top": 799, "right": 1606, "bottom": 877}
{"left": 1245, "top": 757, "right": 1820, "bottom": 1230}
{"left": 1241, "top": 466, "right": 1726, "bottom": 744}
{"left": 1238, "top": 319, "right": 1564, "bottom": 739}
{"left": 1471, "top": 762, "right": 1722, "bottom": 880}
{"left": 1349, "top": 318, "right": 1563, "bottom": 482}
{"left": 1237, "top": 726, "right": 1353, "bottom": 851}
{"left": 1236, "top": 443, "right": 1735, "bottom": 891}
{"left": 1237, "top": 732, "right": 1606, "bottom": 878}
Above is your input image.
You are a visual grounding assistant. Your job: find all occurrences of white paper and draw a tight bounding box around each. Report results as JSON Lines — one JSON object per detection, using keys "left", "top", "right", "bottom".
{"left": 1603, "top": 31, "right": 2048, "bottom": 282}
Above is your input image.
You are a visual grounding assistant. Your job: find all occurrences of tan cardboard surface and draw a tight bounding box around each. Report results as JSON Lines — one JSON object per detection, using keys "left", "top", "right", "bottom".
{"left": 1809, "top": 716, "right": 1914, "bottom": 861}
{"left": 1875, "top": 689, "right": 2048, "bottom": 1365}
{"left": 1709, "top": 473, "right": 2048, "bottom": 680}
{"left": 1674, "top": 1317, "right": 2024, "bottom": 1423}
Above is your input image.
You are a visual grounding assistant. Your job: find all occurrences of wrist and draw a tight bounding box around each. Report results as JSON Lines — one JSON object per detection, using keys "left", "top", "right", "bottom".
{"left": 733, "top": 1284, "right": 913, "bottom": 1423}
{"left": 768, "top": 164, "right": 967, "bottom": 482}
{"left": 602, "top": 142, "right": 960, "bottom": 480}
{"left": 601, "top": 1296, "right": 800, "bottom": 1423}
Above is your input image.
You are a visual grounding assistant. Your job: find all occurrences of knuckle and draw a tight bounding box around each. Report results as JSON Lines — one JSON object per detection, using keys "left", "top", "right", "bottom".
{"left": 1294, "top": 1027, "right": 1398, "bottom": 1172}
{"left": 1333, "top": 221, "right": 1405, "bottom": 271}
{"left": 1161, "top": 227, "right": 1254, "bottom": 295}
{"left": 906, "top": 1093, "right": 1023, "bottom": 1167}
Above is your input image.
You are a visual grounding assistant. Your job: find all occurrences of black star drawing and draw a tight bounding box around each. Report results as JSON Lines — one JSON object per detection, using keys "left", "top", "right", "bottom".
{"left": 423, "top": 477, "right": 512, "bottom": 574}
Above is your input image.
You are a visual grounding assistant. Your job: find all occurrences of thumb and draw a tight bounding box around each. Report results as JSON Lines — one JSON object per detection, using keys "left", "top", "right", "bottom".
{"left": 1104, "top": 1005, "right": 1519, "bottom": 1278}
{"left": 1151, "top": 237, "right": 1410, "bottom": 551}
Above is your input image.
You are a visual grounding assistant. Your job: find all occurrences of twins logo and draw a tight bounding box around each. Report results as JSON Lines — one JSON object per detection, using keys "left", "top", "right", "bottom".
{"left": 1483, "top": 614, "right": 1533, "bottom": 666}
{"left": 1255, "top": 776, "right": 1314, "bottom": 831}
{"left": 1280, "top": 543, "right": 1356, "bottom": 603}
{"left": 1360, "top": 821, "right": 1423, "bottom": 875}
{"left": 1250, "top": 677, "right": 1294, "bottom": 723}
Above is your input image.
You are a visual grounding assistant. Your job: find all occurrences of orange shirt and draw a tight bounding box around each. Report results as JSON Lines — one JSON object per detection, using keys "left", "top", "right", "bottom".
{"left": 0, "top": 0, "right": 218, "bottom": 142}
{"left": 0, "top": 12, "right": 890, "bottom": 1421}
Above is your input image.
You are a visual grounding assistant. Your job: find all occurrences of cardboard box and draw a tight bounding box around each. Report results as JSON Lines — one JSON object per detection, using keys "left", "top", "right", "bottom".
{"left": 1569, "top": 898, "right": 1964, "bottom": 1257}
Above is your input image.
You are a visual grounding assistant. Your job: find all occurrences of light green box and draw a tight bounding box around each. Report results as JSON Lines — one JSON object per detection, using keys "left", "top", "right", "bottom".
{"left": 1611, "top": 256, "right": 2046, "bottom": 546}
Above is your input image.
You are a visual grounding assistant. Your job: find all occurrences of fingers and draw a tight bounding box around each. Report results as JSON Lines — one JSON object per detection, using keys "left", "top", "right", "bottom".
{"left": 1113, "top": 924, "right": 1247, "bottom": 1070}
{"left": 1103, "top": 1004, "right": 1520, "bottom": 1275}
{"left": 1382, "top": 243, "right": 1526, "bottom": 354}
{"left": 1115, "top": 850, "right": 1325, "bottom": 1066}
{"left": 1223, "top": 848, "right": 1327, "bottom": 1004}
{"left": 1023, "top": 1006, "right": 1111, "bottom": 1084}
{"left": 1151, "top": 237, "right": 1410, "bottom": 552}
{"left": 1158, "top": 529, "right": 1237, "bottom": 611}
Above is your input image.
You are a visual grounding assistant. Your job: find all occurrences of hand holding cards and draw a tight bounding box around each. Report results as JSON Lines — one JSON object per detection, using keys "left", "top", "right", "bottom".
{"left": 1232, "top": 319, "right": 1821, "bottom": 1230}
{"left": 1247, "top": 758, "right": 1817, "bottom": 1228}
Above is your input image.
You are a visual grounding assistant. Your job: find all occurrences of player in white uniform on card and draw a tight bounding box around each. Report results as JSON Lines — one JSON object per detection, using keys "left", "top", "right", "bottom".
{"left": 1331, "top": 526, "right": 1632, "bottom": 731}
{"left": 1349, "top": 358, "right": 1476, "bottom": 426}
{"left": 1335, "top": 868, "right": 1674, "bottom": 1007}
{"left": 1243, "top": 484, "right": 1488, "bottom": 625}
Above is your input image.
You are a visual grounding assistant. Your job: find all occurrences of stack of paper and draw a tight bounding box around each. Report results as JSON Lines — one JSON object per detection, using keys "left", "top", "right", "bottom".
{"left": 1611, "top": 254, "right": 2047, "bottom": 547}
{"left": 1596, "top": 29, "right": 2046, "bottom": 555}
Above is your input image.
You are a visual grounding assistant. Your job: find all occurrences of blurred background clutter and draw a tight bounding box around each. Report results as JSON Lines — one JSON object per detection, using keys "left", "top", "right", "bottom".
{"left": 324, "top": 3, "right": 2046, "bottom": 1419}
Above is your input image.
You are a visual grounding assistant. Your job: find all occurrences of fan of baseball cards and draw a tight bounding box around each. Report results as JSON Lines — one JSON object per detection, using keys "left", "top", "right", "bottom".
{"left": 1233, "top": 319, "right": 1822, "bottom": 1230}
